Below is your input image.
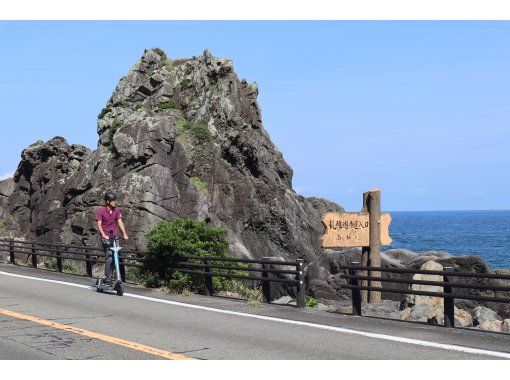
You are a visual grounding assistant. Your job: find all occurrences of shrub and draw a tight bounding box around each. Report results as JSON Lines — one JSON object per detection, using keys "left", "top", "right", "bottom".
{"left": 110, "top": 119, "right": 122, "bottom": 135}
{"left": 140, "top": 218, "right": 243, "bottom": 293}
{"left": 181, "top": 78, "right": 191, "bottom": 89}
{"left": 305, "top": 296, "right": 320, "bottom": 308}
{"left": 177, "top": 119, "right": 211, "bottom": 142}
{"left": 152, "top": 47, "right": 167, "bottom": 61}
{"left": 156, "top": 100, "right": 178, "bottom": 110}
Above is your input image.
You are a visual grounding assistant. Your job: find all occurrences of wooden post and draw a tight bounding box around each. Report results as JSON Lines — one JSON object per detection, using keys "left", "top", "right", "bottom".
{"left": 296, "top": 259, "right": 305, "bottom": 308}
{"left": 9, "top": 240, "right": 15, "bottom": 264}
{"left": 56, "top": 245, "right": 63, "bottom": 272}
{"left": 31, "top": 243, "right": 37, "bottom": 268}
{"left": 361, "top": 192, "right": 369, "bottom": 302}
{"left": 261, "top": 257, "right": 271, "bottom": 304}
{"left": 85, "top": 247, "right": 93, "bottom": 278}
{"left": 367, "top": 189, "right": 382, "bottom": 303}
{"left": 203, "top": 255, "right": 214, "bottom": 296}
{"left": 443, "top": 267, "right": 455, "bottom": 328}
{"left": 350, "top": 261, "right": 362, "bottom": 316}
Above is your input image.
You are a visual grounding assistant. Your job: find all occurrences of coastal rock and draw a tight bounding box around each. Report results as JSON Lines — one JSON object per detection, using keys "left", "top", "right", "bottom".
{"left": 0, "top": 48, "right": 342, "bottom": 261}
{"left": 383, "top": 249, "right": 417, "bottom": 262}
{"left": 473, "top": 306, "right": 502, "bottom": 326}
{"left": 400, "top": 260, "right": 444, "bottom": 324}
{"left": 454, "top": 307, "right": 473, "bottom": 327}
{"left": 273, "top": 295, "right": 294, "bottom": 305}
{"left": 478, "top": 320, "right": 504, "bottom": 332}
{"left": 503, "top": 319, "right": 510, "bottom": 333}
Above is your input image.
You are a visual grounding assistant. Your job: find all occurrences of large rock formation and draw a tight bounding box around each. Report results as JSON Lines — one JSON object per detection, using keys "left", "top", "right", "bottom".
{"left": 0, "top": 48, "right": 342, "bottom": 260}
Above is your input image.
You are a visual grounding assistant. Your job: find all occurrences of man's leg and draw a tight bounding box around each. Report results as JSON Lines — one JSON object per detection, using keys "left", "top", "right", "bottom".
{"left": 102, "top": 238, "right": 114, "bottom": 283}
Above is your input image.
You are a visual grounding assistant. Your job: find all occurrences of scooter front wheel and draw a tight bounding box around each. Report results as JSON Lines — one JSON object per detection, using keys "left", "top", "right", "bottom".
{"left": 116, "top": 282, "right": 124, "bottom": 296}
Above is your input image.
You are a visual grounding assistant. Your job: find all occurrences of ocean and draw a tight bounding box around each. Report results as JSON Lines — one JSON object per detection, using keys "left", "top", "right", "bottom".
{"left": 386, "top": 210, "right": 510, "bottom": 269}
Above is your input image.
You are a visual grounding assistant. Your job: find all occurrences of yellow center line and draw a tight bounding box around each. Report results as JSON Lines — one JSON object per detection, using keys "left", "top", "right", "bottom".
{"left": 0, "top": 308, "right": 194, "bottom": 360}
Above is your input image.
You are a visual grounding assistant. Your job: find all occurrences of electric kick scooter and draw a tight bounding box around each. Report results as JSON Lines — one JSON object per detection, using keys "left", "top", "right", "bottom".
{"left": 96, "top": 235, "right": 124, "bottom": 296}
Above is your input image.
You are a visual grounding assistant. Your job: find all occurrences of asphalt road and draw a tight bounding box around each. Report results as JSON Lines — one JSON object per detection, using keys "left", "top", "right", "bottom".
{"left": 1, "top": 264, "right": 510, "bottom": 360}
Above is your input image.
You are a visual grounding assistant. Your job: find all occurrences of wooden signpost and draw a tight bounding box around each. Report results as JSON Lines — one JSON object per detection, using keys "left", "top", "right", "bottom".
{"left": 321, "top": 189, "right": 392, "bottom": 303}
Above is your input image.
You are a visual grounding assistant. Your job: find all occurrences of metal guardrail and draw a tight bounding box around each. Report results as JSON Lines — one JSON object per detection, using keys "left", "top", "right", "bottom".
{"left": 340, "top": 262, "right": 510, "bottom": 328}
{"left": 0, "top": 239, "right": 305, "bottom": 308}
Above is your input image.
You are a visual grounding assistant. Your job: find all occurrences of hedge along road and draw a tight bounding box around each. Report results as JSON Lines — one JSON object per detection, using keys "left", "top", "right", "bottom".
{"left": 1, "top": 264, "right": 510, "bottom": 360}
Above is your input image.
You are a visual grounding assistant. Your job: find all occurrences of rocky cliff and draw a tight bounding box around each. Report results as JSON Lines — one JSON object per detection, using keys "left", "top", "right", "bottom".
{"left": 0, "top": 48, "right": 342, "bottom": 260}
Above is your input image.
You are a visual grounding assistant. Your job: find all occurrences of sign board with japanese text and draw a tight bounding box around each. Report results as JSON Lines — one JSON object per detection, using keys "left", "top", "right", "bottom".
{"left": 321, "top": 212, "right": 392, "bottom": 248}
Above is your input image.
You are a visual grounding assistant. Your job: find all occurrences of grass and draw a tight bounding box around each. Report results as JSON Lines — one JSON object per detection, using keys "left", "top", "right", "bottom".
{"left": 305, "top": 296, "right": 326, "bottom": 308}
{"left": 190, "top": 176, "right": 209, "bottom": 197}
{"left": 62, "top": 260, "right": 84, "bottom": 275}
{"left": 224, "top": 280, "right": 264, "bottom": 302}
{"left": 181, "top": 78, "right": 191, "bottom": 89}
{"left": 110, "top": 119, "right": 122, "bottom": 135}
{"left": 177, "top": 119, "right": 212, "bottom": 142}
{"left": 156, "top": 100, "right": 178, "bottom": 110}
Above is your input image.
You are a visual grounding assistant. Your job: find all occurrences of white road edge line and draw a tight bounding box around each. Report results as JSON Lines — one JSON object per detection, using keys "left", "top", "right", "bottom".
{"left": 1, "top": 269, "right": 510, "bottom": 359}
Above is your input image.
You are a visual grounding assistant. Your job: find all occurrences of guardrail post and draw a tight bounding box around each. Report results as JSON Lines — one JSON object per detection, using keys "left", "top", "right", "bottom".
{"left": 350, "top": 262, "right": 362, "bottom": 316}
{"left": 85, "top": 247, "right": 93, "bottom": 277}
{"left": 296, "top": 259, "right": 305, "bottom": 308}
{"left": 56, "top": 246, "right": 63, "bottom": 272}
{"left": 262, "top": 257, "right": 271, "bottom": 304}
{"left": 9, "top": 240, "right": 15, "bottom": 264}
{"left": 31, "top": 243, "right": 37, "bottom": 268}
{"left": 119, "top": 253, "right": 126, "bottom": 282}
{"left": 203, "top": 254, "right": 214, "bottom": 296}
{"left": 443, "top": 267, "right": 455, "bottom": 328}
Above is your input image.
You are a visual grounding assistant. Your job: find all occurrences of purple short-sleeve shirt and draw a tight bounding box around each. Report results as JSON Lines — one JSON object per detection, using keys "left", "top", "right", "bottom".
{"left": 96, "top": 206, "right": 122, "bottom": 237}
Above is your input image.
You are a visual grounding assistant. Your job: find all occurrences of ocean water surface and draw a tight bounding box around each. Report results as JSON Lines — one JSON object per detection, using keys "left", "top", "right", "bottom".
{"left": 386, "top": 210, "right": 510, "bottom": 269}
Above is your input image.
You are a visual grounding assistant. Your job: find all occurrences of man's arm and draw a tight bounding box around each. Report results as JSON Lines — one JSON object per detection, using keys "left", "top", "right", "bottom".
{"left": 97, "top": 220, "right": 108, "bottom": 240}
{"left": 118, "top": 219, "right": 129, "bottom": 240}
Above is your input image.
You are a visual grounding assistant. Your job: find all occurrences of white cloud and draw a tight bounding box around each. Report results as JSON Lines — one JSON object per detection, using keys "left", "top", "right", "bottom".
{"left": 0, "top": 171, "right": 14, "bottom": 181}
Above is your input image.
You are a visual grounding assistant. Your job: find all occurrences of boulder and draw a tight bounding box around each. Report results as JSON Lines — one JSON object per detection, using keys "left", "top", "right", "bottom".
{"left": 400, "top": 260, "right": 444, "bottom": 324}
{"left": 478, "top": 320, "right": 504, "bottom": 332}
{"left": 273, "top": 295, "right": 294, "bottom": 305}
{"left": 383, "top": 249, "right": 417, "bottom": 263}
{"left": 454, "top": 307, "right": 473, "bottom": 327}
{"left": 0, "top": 48, "right": 342, "bottom": 262}
{"left": 503, "top": 319, "right": 510, "bottom": 333}
{"left": 473, "top": 306, "right": 502, "bottom": 326}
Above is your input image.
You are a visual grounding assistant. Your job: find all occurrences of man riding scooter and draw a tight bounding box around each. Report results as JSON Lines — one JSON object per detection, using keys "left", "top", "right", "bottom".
{"left": 96, "top": 192, "right": 129, "bottom": 286}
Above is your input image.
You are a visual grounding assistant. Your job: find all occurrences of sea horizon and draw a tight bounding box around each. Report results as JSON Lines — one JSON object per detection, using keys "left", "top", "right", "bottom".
{"left": 386, "top": 210, "right": 510, "bottom": 269}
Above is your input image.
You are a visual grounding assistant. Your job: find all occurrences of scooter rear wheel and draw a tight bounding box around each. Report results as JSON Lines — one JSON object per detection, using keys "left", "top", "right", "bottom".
{"left": 96, "top": 279, "right": 103, "bottom": 292}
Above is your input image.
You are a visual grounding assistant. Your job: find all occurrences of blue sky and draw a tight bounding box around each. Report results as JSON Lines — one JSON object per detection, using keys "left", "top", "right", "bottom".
{"left": 0, "top": 21, "right": 509, "bottom": 211}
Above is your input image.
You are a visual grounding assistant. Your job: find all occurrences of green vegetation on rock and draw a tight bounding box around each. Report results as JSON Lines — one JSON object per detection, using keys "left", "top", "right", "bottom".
{"left": 177, "top": 119, "right": 211, "bottom": 143}
{"left": 0, "top": 220, "right": 5, "bottom": 230}
{"left": 152, "top": 47, "right": 167, "bottom": 61}
{"left": 190, "top": 176, "right": 209, "bottom": 197}
{"left": 110, "top": 119, "right": 122, "bottom": 135}
{"left": 181, "top": 78, "right": 191, "bottom": 89}
{"left": 305, "top": 296, "right": 326, "bottom": 308}
{"left": 156, "top": 100, "right": 178, "bottom": 110}
{"left": 98, "top": 107, "right": 109, "bottom": 119}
